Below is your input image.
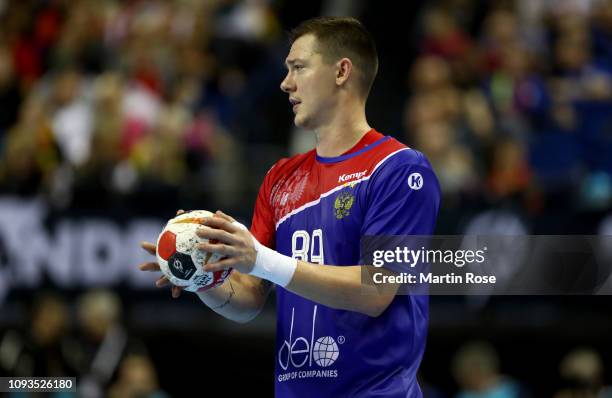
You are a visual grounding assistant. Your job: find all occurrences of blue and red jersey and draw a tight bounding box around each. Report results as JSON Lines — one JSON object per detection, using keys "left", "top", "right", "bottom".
{"left": 250, "top": 129, "right": 441, "bottom": 397}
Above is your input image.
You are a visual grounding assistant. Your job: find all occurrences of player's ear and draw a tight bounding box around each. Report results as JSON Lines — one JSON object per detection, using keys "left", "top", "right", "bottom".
{"left": 335, "top": 58, "right": 352, "bottom": 87}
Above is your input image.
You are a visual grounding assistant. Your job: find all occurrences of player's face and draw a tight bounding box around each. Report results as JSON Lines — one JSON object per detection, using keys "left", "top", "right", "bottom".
{"left": 280, "top": 34, "right": 338, "bottom": 129}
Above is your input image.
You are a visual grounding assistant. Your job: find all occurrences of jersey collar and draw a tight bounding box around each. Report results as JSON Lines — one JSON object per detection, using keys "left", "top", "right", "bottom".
{"left": 316, "top": 130, "right": 389, "bottom": 164}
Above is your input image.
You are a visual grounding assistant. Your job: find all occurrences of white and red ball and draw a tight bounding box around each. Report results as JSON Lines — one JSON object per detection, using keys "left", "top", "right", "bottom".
{"left": 156, "top": 210, "right": 232, "bottom": 292}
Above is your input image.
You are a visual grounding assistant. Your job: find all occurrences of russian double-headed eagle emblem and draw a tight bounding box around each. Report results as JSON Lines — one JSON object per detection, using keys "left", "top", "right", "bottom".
{"left": 334, "top": 190, "right": 354, "bottom": 219}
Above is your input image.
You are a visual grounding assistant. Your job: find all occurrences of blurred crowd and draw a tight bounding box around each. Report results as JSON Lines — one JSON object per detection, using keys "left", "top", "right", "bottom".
{"left": 2, "top": 290, "right": 611, "bottom": 397}
{"left": 0, "top": 0, "right": 611, "bottom": 229}
{"left": 0, "top": 290, "right": 169, "bottom": 398}
{"left": 404, "top": 0, "right": 612, "bottom": 234}
{"left": 1, "top": 0, "right": 612, "bottom": 396}
{"left": 447, "top": 341, "right": 612, "bottom": 398}
{"left": 0, "top": 0, "right": 285, "bottom": 215}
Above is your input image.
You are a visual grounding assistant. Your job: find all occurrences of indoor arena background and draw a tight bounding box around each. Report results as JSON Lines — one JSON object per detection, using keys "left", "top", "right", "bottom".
{"left": 1, "top": 0, "right": 612, "bottom": 397}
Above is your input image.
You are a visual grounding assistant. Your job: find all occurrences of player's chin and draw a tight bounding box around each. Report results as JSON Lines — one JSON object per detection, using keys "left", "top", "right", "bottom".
{"left": 293, "top": 113, "right": 310, "bottom": 129}
{"left": 293, "top": 116, "right": 304, "bottom": 128}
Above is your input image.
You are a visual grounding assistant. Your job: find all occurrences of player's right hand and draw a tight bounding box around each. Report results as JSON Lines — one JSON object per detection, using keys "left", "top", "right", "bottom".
{"left": 138, "top": 210, "right": 186, "bottom": 298}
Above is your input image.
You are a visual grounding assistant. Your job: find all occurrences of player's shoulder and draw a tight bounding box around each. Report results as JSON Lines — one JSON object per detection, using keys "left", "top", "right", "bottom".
{"left": 368, "top": 136, "right": 440, "bottom": 195}
{"left": 372, "top": 135, "right": 435, "bottom": 173}
{"left": 264, "top": 149, "right": 316, "bottom": 183}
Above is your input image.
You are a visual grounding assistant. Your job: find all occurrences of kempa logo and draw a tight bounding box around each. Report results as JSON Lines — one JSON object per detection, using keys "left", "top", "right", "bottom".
{"left": 408, "top": 172, "right": 423, "bottom": 190}
{"left": 338, "top": 170, "right": 367, "bottom": 183}
{"left": 278, "top": 306, "right": 343, "bottom": 371}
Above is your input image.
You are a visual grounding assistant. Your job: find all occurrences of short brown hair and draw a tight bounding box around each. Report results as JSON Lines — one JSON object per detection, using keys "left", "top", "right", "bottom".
{"left": 290, "top": 17, "right": 378, "bottom": 98}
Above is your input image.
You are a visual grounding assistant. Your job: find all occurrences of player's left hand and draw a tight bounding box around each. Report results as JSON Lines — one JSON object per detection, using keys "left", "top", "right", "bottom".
{"left": 196, "top": 210, "right": 257, "bottom": 274}
{"left": 138, "top": 241, "right": 184, "bottom": 298}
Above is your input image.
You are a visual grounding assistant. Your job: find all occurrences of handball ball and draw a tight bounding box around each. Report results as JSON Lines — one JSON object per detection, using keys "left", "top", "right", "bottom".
{"left": 156, "top": 210, "right": 232, "bottom": 292}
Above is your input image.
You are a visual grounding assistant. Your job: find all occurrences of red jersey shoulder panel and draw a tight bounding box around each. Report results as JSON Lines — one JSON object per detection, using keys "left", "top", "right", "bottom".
{"left": 250, "top": 149, "right": 315, "bottom": 247}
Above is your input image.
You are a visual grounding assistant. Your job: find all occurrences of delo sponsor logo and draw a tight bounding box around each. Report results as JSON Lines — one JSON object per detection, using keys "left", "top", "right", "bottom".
{"left": 278, "top": 306, "right": 343, "bottom": 371}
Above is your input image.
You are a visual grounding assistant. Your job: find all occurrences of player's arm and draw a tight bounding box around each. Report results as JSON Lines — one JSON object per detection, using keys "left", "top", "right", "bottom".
{"left": 199, "top": 161, "right": 440, "bottom": 318}
{"left": 139, "top": 241, "right": 272, "bottom": 324}
{"left": 288, "top": 262, "right": 398, "bottom": 317}
{"left": 195, "top": 272, "right": 272, "bottom": 323}
{"left": 197, "top": 217, "right": 402, "bottom": 317}
{"left": 196, "top": 220, "right": 398, "bottom": 316}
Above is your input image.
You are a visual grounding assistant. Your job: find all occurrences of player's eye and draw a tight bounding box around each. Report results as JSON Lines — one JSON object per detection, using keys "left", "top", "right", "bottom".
{"left": 293, "top": 65, "right": 304, "bottom": 71}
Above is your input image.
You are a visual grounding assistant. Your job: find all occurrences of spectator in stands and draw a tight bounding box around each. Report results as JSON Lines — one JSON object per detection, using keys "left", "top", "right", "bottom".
{"left": 76, "top": 289, "right": 128, "bottom": 398}
{"left": 108, "top": 354, "right": 169, "bottom": 398}
{"left": 452, "top": 341, "right": 529, "bottom": 398}
{"left": 554, "top": 348, "right": 612, "bottom": 398}
{"left": 0, "top": 292, "right": 75, "bottom": 378}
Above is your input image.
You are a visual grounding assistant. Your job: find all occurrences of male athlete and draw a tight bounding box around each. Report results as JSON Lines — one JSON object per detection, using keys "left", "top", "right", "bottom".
{"left": 140, "top": 17, "right": 440, "bottom": 397}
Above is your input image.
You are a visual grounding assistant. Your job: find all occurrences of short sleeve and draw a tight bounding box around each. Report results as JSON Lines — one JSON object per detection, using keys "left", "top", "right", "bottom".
{"left": 362, "top": 155, "right": 441, "bottom": 237}
{"left": 360, "top": 154, "right": 440, "bottom": 273}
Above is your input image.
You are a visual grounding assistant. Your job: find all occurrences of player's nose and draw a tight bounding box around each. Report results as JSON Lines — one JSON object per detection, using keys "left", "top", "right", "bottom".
{"left": 280, "top": 72, "right": 295, "bottom": 93}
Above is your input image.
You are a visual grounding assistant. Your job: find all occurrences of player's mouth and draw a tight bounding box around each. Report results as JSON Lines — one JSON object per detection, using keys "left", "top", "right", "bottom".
{"left": 290, "top": 98, "right": 301, "bottom": 112}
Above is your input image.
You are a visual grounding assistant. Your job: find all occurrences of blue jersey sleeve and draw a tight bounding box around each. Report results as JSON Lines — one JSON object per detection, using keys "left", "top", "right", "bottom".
{"left": 361, "top": 150, "right": 441, "bottom": 271}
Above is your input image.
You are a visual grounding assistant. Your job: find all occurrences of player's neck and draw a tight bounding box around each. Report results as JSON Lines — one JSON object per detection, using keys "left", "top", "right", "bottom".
{"left": 314, "top": 107, "right": 371, "bottom": 158}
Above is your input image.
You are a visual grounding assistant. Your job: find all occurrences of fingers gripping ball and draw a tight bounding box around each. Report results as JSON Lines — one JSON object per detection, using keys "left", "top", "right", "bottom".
{"left": 156, "top": 210, "right": 232, "bottom": 292}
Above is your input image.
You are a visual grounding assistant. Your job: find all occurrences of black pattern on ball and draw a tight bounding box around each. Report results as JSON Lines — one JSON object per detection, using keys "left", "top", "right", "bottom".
{"left": 168, "top": 252, "right": 196, "bottom": 280}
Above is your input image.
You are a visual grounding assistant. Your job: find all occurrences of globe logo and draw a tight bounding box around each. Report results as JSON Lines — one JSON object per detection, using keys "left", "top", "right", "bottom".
{"left": 312, "top": 336, "right": 339, "bottom": 367}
